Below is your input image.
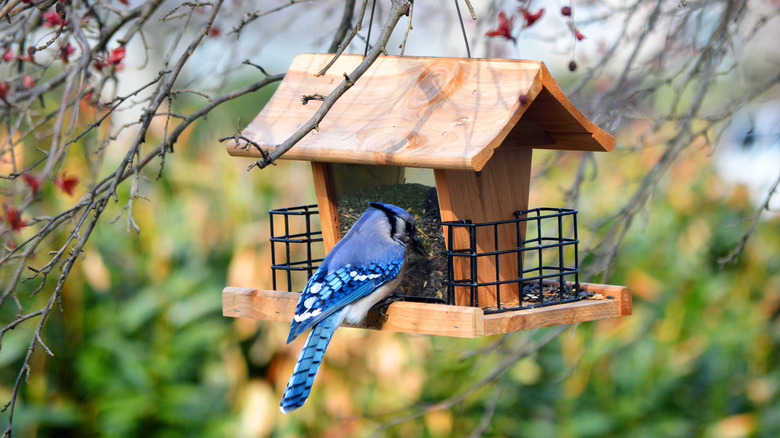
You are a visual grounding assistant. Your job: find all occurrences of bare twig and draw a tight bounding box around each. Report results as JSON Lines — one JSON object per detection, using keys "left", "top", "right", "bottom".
{"left": 399, "top": 0, "right": 414, "bottom": 56}
{"left": 463, "top": 0, "right": 476, "bottom": 20}
{"left": 248, "top": 0, "right": 411, "bottom": 171}
{"left": 229, "top": 0, "right": 314, "bottom": 36}
{"left": 718, "top": 171, "right": 780, "bottom": 268}
{"left": 467, "top": 375, "right": 505, "bottom": 438}
{"left": 0, "top": 1, "right": 290, "bottom": 432}
{"left": 316, "top": 0, "right": 370, "bottom": 76}
{"left": 583, "top": 0, "right": 750, "bottom": 281}
{"left": 328, "top": 0, "right": 357, "bottom": 53}
{"left": 301, "top": 93, "right": 325, "bottom": 105}
{"left": 106, "top": 0, "right": 225, "bottom": 200}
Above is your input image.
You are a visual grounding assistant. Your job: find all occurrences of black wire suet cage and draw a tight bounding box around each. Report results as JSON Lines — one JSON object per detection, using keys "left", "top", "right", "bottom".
{"left": 268, "top": 205, "right": 586, "bottom": 313}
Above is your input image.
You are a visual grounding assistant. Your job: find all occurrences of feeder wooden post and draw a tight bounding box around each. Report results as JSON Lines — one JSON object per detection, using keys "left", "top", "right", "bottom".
{"left": 311, "top": 162, "right": 340, "bottom": 251}
{"left": 435, "top": 147, "right": 532, "bottom": 307}
{"left": 312, "top": 162, "right": 407, "bottom": 253}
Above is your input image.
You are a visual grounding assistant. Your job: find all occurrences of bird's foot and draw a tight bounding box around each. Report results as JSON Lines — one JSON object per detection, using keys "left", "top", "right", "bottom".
{"left": 375, "top": 294, "right": 405, "bottom": 319}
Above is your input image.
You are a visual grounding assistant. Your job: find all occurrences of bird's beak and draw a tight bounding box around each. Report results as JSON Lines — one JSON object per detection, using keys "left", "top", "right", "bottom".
{"left": 410, "top": 236, "right": 426, "bottom": 256}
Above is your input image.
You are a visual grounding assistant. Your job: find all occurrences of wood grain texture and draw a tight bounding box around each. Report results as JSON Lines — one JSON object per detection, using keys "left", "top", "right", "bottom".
{"left": 311, "top": 162, "right": 340, "bottom": 252}
{"left": 222, "top": 287, "right": 298, "bottom": 321}
{"left": 364, "top": 301, "right": 484, "bottom": 337}
{"left": 483, "top": 298, "right": 621, "bottom": 334}
{"left": 434, "top": 147, "right": 532, "bottom": 307}
{"left": 227, "top": 54, "right": 614, "bottom": 171}
{"left": 535, "top": 67, "right": 616, "bottom": 152}
{"left": 222, "top": 287, "right": 483, "bottom": 337}
{"left": 222, "top": 282, "right": 631, "bottom": 337}
{"left": 482, "top": 282, "right": 632, "bottom": 335}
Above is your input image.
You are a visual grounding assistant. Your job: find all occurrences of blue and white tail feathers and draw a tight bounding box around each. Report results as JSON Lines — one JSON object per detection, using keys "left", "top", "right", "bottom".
{"left": 279, "top": 309, "right": 345, "bottom": 413}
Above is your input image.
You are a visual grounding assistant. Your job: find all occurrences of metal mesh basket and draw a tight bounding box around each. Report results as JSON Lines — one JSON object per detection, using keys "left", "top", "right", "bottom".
{"left": 442, "top": 208, "right": 584, "bottom": 313}
{"left": 269, "top": 205, "right": 585, "bottom": 313}
{"left": 268, "top": 205, "right": 323, "bottom": 292}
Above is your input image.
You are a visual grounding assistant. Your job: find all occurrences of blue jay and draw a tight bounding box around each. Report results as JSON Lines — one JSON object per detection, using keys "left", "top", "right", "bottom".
{"left": 279, "top": 202, "right": 425, "bottom": 413}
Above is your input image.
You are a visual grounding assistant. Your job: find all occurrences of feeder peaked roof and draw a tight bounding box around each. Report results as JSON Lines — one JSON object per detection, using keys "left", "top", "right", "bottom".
{"left": 228, "top": 53, "right": 615, "bottom": 171}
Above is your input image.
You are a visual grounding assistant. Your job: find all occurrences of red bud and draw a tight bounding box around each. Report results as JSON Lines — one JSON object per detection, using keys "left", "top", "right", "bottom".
{"left": 3, "top": 204, "right": 28, "bottom": 232}
{"left": 54, "top": 172, "right": 79, "bottom": 196}
{"left": 107, "top": 46, "right": 126, "bottom": 65}
{"left": 22, "top": 172, "right": 41, "bottom": 193}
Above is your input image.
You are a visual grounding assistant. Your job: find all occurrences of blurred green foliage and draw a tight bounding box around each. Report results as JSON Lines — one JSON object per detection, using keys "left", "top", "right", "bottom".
{"left": 2, "top": 75, "right": 778, "bottom": 438}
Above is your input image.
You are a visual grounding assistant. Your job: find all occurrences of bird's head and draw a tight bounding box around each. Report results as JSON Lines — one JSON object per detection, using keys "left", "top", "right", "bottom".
{"left": 367, "top": 202, "right": 426, "bottom": 256}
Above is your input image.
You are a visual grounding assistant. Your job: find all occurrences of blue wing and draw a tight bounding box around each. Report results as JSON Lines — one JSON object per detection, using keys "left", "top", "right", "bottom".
{"left": 286, "top": 260, "right": 402, "bottom": 344}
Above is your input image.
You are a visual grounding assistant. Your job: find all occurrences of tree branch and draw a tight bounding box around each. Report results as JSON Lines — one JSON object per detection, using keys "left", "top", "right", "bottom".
{"left": 328, "top": 0, "right": 357, "bottom": 53}
{"left": 718, "top": 171, "right": 780, "bottom": 268}
{"left": 248, "top": 0, "right": 411, "bottom": 171}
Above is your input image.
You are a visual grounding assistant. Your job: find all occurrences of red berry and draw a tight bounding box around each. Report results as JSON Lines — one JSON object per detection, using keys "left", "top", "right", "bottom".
{"left": 568, "top": 61, "right": 577, "bottom": 72}
{"left": 561, "top": 6, "right": 572, "bottom": 17}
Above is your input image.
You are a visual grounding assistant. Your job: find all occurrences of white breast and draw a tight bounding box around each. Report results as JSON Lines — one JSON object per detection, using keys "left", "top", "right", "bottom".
{"left": 341, "top": 266, "right": 406, "bottom": 325}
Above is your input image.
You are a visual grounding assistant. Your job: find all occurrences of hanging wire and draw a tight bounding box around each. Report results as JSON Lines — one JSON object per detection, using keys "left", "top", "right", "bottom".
{"left": 454, "top": 0, "right": 471, "bottom": 58}
{"left": 364, "top": 0, "right": 378, "bottom": 57}
{"left": 363, "top": 1, "right": 470, "bottom": 58}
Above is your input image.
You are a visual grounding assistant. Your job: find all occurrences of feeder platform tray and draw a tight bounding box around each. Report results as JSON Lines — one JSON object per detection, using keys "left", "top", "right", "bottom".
{"left": 222, "top": 283, "right": 631, "bottom": 338}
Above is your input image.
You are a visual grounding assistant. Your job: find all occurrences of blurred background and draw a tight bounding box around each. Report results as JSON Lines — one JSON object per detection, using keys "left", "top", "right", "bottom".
{"left": 1, "top": 1, "right": 779, "bottom": 436}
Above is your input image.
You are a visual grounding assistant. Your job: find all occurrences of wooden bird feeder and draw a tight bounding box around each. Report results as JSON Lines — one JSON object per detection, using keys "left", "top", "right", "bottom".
{"left": 222, "top": 53, "right": 632, "bottom": 337}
